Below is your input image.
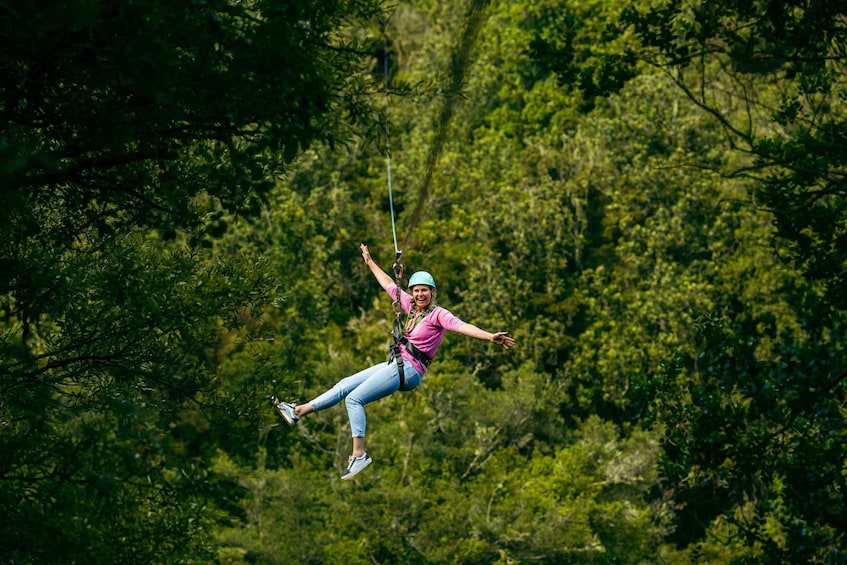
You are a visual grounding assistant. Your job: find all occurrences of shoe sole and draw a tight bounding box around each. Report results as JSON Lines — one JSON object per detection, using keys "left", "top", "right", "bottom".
{"left": 341, "top": 457, "right": 372, "bottom": 480}
{"left": 271, "top": 396, "right": 298, "bottom": 426}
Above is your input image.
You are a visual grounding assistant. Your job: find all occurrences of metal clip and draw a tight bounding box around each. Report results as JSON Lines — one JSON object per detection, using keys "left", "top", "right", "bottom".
{"left": 392, "top": 251, "right": 404, "bottom": 280}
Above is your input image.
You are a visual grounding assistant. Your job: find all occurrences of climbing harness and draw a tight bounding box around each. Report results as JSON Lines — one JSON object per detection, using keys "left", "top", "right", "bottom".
{"left": 401, "top": 305, "right": 434, "bottom": 368}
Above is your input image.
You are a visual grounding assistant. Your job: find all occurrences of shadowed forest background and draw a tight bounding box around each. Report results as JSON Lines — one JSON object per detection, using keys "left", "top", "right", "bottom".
{"left": 2, "top": 0, "right": 846, "bottom": 563}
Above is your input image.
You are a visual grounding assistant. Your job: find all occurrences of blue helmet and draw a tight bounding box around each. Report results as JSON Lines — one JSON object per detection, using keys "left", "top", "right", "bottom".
{"left": 408, "top": 271, "right": 436, "bottom": 289}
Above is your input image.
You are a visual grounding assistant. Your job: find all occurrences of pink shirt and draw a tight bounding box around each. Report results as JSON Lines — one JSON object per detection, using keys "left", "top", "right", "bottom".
{"left": 387, "top": 284, "right": 464, "bottom": 375}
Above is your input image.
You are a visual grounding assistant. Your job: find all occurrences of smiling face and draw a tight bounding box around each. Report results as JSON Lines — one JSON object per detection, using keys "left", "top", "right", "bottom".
{"left": 410, "top": 285, "right": 434, "bottom": 311}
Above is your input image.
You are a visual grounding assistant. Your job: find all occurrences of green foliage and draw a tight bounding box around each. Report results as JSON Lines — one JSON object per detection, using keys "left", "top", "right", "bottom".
{"left": 220, "top": 0, "right": 842, "bottom": 560}
{"left": 0, "top": 0, "right": 384, "bottom": 561}
{"left": 0, "top": 230, "right": 277, "bottom": 562}
{"left": 527, "top": 0, "right": 639, "bottom": 110}
{"left": 4, "top": 0, "right": 847, "bottom": 562}
{"left": 572, "top": 0, "right": 847, "bottom": 561}
{"left": 1, "top": 0, "right": 383, "bottom": 237}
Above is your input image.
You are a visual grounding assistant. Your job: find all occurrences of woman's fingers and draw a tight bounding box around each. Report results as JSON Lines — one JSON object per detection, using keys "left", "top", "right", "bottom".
{"left": 492, "top": 332, "right": 516, "bottom": 348}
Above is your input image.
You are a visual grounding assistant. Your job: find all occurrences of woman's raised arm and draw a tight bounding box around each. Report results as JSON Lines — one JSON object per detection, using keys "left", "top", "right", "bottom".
{"left": 360, "top": 243, "right": 395, "bottom": 291}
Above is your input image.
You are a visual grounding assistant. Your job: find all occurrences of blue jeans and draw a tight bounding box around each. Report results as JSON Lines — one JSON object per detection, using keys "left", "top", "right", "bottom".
{"left": 309, "top": 359, "right": 422, "bottom": 438}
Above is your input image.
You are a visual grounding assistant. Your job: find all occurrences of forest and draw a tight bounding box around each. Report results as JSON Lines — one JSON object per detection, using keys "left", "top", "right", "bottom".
{"left": 2, "top": 0, "right": 846, "bottom": 563}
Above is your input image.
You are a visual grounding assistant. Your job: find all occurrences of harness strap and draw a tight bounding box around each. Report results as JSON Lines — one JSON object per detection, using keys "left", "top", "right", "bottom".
{"left": 389, "top": 343, "right": 406, "bottom": 389}
{"left": 389, "top": 336, "right": 430, "bottom": 391}
{"left": 399, "top": 335, "right": 432, "bottom": 368}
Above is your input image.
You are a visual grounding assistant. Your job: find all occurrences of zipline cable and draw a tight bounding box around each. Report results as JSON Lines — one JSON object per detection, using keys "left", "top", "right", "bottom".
{"left": 381, "top": 0, "right": 490, "bottom": 274}
{"left": 379, "top": 17, "right": 405, "bottom": 288}
{"left": 380, "top": 0, "right": 491, "bottom": 384}
{"left": 383, "top": 28, "right": 400, "bottom": 261}
{"left": 380, "top": 18, "right": 407, "bottom": 380}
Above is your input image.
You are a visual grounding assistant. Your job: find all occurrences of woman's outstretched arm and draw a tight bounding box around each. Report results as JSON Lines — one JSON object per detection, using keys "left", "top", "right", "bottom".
{"left": 457, "top": 323, "right": 516, "bottom": 349}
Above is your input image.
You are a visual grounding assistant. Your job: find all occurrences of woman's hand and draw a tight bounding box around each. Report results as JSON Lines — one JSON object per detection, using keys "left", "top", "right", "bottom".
{"left": 360, "top": 243, "right": 394, "bottom": 291}
{"left": 490, "top": 331, "right": 516, "bottom": 349}
{"left": 360, "top": 243, "right": 372, "bottom": 265}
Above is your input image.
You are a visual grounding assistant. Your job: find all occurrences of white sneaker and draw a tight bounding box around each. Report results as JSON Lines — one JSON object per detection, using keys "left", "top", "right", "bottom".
{"left": 271, "top": 396, "right": 299, "bottom": 426}
{"left": 341, "top": 453, "right": 372, "bottom": 480}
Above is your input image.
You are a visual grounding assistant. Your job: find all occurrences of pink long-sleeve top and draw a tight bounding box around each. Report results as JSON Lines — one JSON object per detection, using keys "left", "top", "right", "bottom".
{"left": 387, "top": 283, "right": 464, "bottom": 376}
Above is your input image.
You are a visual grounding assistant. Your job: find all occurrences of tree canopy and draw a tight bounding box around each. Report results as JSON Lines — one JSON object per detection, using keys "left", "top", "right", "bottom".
{"left": 2, "top": 0, "right": 846, "bottom": 563}
{"left": 1, "top": 0, "right": 383, "bottom": 561}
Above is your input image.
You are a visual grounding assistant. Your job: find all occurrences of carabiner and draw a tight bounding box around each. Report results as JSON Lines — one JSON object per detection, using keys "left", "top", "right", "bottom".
{"left": 392, "top": 251, "right": 404, "bottom": 280}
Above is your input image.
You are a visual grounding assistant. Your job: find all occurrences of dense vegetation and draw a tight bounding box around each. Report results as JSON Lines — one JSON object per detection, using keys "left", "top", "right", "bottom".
{"left": 2, "top": 0, "right": 845, "bottom": 563}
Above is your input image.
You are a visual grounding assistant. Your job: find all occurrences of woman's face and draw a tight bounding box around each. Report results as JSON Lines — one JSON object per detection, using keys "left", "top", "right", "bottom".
{"left": 411, "top": 285, "right": 434, "bottom": 310}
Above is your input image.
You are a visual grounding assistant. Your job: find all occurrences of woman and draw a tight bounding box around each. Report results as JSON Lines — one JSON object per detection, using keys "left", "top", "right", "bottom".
{"left": 273, "top": 243, "right": 516, "bottom": 480}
